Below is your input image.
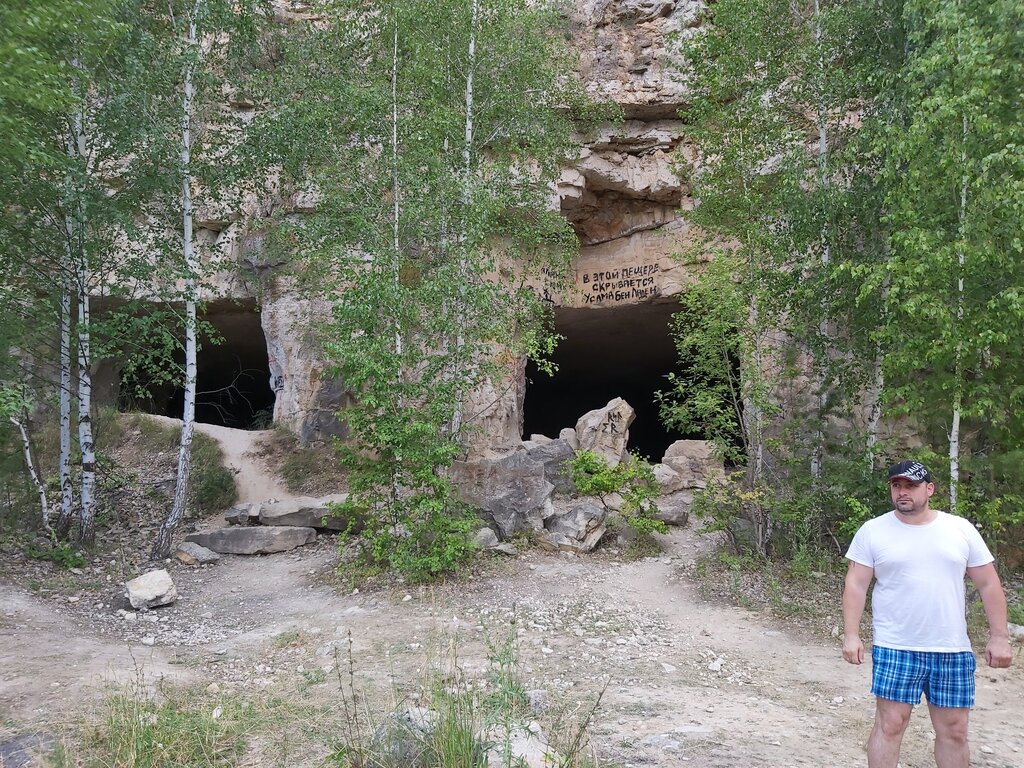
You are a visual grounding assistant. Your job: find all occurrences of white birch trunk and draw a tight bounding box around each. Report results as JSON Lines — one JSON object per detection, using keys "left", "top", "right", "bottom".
{"left": 742, "top": 287, "right": 770, "bottom": 555}
{"left": 76, "top": 258, "right": 96, "bottom": 544}
{"left": 386, "top": 13, "right": 404, "bottom": 510}
{"left": 744, "top": 305, "right": 765, "bottom": 487}
{"left": 57, "top": 60, "right": 84, "bottom": 537}
{"left": 449, "top": 0, "right": 478, "bottom": 440}
{"left": 154, "top": 3, "right": 201, "bottom": 559}
{"left": 57, "top": 264, "right": 74, "bottom": 534}
{"left": 64, "top": 72, "right": 97, "bottom": 544}
{"left": 10, "top": 416, "right": 52, "bottom": 536}
{"left": 949, "top": 114, "right": 968, "bottom": 514}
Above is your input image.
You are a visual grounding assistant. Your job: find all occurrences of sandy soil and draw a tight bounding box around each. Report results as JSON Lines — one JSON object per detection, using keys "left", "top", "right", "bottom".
{"left": 1, "top": 423, "right": 1021, "bottom": 767}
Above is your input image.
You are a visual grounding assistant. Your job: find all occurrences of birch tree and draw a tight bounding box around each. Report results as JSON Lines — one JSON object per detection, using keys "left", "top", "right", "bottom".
{"left": 0, "top": 0, "right": 148, "bottom": 543}
{"left": 672, "top": 0, "right": 905, "bottom": 552}
{"left": 878, "top": 0, "right": 1024, "bottom": 513}
{"left": 141, "top": 0, "right": 266, "bottom": 559}
{"left": 256, "top": 0, "right": 587, "bottom": 579}
{"left": 150, "top": 0, "right": 204, "bottom": 560}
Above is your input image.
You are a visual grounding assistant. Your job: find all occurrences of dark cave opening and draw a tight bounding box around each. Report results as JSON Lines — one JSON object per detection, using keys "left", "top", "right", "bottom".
{"left": 118, "top": 301, "right": 275, "bottom": 430}
{"left": 523, "top": 301, "right": 696, "bottom": 462}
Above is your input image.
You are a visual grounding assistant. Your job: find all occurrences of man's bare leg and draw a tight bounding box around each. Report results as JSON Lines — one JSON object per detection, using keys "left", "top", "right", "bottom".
{"left": 928, "top": 704, "right": 970, "bottom": 768}
{"left": 868, "top": 698, "right": 913, "bottom": 768}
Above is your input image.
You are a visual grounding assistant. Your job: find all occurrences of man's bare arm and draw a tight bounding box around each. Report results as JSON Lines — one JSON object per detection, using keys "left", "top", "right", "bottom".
{"left": 842, "top": 561, "right": 874, "bottom": 664}
{"left": 967, "top": 562, "right": 1013, "bottom": 668}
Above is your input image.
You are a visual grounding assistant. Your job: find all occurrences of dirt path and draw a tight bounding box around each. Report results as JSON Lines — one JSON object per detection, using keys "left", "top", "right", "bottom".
{"left": 192, "top": 421, "right": 290, "bottom": 504}
{"left": 139, "top": 415, "right": 291, "bottom": 503}
{"left": 2, "top": 526, "right": 1021, "bottom": 768}
{"left": 4, "top": 424, "right": 1019, "bottom": 766}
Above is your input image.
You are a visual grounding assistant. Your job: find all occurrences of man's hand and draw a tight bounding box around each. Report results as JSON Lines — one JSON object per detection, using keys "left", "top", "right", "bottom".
{"left": 985, "top": 636, "right": 1013, "bottom": 668}
{"left": 968, "top": 563, "right": 1013, "bottom": 669}
{"left": 842, "top": 561, "right": 873, "bottom": 666}
{"left": 843, "top": 635, "right": 864, "bottom": 665}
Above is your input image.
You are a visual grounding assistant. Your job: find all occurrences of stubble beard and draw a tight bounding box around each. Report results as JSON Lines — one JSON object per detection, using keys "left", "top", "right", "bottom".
{"left": 895, "top": 498, "right": 926, "bottom": 516}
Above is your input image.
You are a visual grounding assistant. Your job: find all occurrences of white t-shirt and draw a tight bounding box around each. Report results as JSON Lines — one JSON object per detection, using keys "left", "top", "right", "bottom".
{"left": 845, "top": 510, "right": 994, "bottom": 652}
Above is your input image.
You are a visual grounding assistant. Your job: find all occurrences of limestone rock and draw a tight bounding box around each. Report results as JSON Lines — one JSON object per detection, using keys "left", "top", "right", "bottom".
{"left": 661, "top": 440, "right": 724, "bottom": 488}
{"left": 174, "top": 541, "right": 221, "bottom": 565}
{"left": 0, "top": 732, "right": 56, "bottom": 768}
{"left": 539, "top": 500, "right": 607, "bottom": 553}
{"left": 261, "top": 286, "right": 350, "bottom": 445}
{"left": 185, "top": 526, "right": 317, "bottom": 555}
{"left": 258, "top": 493, "right": 357, "bottom": 531}
{"left": 575, "top": 398, "right": 635, "bottom": 467}
{"left": 125, "top": 569, "right": 178, "bottom": 609}
{"left": 224, "top": 503, "right": 261, "bottom": 526}
{"left": 524, "top": 438, "right": 577, "bottom": 495}
{"left": 652, "top": 463, "right": 682, "bottom": 494}
{"left": 485, "top": 721, "right": 561, "bottom": 768}
{"left": 655, "top": 489, "right": 693, "bottom": 526}
{"left": 575, "top": 0, "right": 700, "bottom": 118}
{"left": 451, "top": 451, "right": 554, "bottom": 538}
{"left": 474, "top": 527, "right": 500, "bottom": 549}
{"left": 558, "top": 427, "right": 580, "bottom": 450}
{"left": 461, "top": 350, "right": 527, "bottom": 455}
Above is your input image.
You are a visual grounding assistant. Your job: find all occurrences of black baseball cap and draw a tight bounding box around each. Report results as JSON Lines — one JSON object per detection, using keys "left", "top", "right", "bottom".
{"left": 887, "top": 460, "right": 933, "bottom": 484}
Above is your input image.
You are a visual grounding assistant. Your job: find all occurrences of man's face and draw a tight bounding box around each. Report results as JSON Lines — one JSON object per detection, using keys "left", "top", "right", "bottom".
{"left": 889, "top": 476, "right": 935, "bottom": 517}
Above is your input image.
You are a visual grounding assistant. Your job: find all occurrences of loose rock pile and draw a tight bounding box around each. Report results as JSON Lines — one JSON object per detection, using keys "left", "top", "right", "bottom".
{"left": 176, "top": 398, "right": 722, "bottom": 560}
{"left": 455, "top": 398, "right": 723, "bottom": 553}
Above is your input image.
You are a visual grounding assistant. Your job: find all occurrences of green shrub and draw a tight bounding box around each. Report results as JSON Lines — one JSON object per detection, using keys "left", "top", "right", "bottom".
{"left": 336, "top": 490, "right": 477, "bottom": 584}
{"left": 25, "top": 540, "right": 88, "bottom": 570}
{"left": 189, "top": 434, "right": 237, "bottom": 515}
{"left": 566, "top": 450, "right": 667, "bottom": 537}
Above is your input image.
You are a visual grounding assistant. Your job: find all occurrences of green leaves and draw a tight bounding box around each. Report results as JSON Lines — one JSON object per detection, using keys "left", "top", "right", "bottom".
{"left": 256, "top": 0, "right": 585, "bottom": 580}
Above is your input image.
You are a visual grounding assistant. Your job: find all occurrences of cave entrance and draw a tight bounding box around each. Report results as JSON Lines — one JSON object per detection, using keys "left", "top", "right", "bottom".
{"left": 523, "top": 301, "right": 689, "bottom": 461}
{"left": 118, "top": 300, "right": 275, "bottom": 430}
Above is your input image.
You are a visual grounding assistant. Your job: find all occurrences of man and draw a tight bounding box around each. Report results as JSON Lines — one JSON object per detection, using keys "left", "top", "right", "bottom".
{"left": 842, "top": 460, "right": 1014, "bottom": 768}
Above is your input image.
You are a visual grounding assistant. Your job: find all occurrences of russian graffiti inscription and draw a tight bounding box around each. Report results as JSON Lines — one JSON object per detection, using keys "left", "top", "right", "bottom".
{"left": 580, "top": 262, "right": 660, "bottom": 304}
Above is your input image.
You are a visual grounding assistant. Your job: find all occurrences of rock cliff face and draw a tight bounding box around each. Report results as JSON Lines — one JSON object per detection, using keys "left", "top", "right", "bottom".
{"left": 467, "top": 0, "right": 704, "bottom": 456}
{"left": 561, "top": 1, "right": 702, "bottom": 309}
{"left": 125, "top": 0, "right": 706, "bottom": 455}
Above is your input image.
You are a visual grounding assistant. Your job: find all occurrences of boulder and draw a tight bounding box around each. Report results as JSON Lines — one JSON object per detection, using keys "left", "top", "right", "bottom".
{"left": 558, "top": 427, "right": 580, "bottom": 450}
{"left": 652, "top": 463, "right": 685, "bottom": 494}
{"left": 474, "top": 527, "right": 500, "bottom": 549}
{"left": 451, "top": 452, "right": 554, "bottom": 538}
{"left": 224, "top": 503, "right": 262, "bottom": 526}
{"left": 539, "top": 500, "right": 607, "bottom": 553}
{"left": 524, "top": 438, "right": 576, "bottom": 495}
{"left": 655, "top": 489, "right": 694, "bottom": 526}
{"left": 484, "top": 721, "right": 561, "bottom": 768}
{"left": 575, "top": 398, "right": 635, "bottom": 467}
{"left": 174, "top": 541, "right": 221, "bottom": 565}
{"left": 185, "top": 526, "right": 317, "bottom": 555}
{"left": 258, "top": 493, "right": 357, "bottom": 531}
{"left": 125, "top": 569, "right": 178, "bottom": 609}
{"left": 661, "top": 439, "right": 724, "bottom": 488}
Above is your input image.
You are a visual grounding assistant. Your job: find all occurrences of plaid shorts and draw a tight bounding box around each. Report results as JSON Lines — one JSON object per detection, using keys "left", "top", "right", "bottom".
{"left": 871, "top": 645, "right": 976, "bottom": 708}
